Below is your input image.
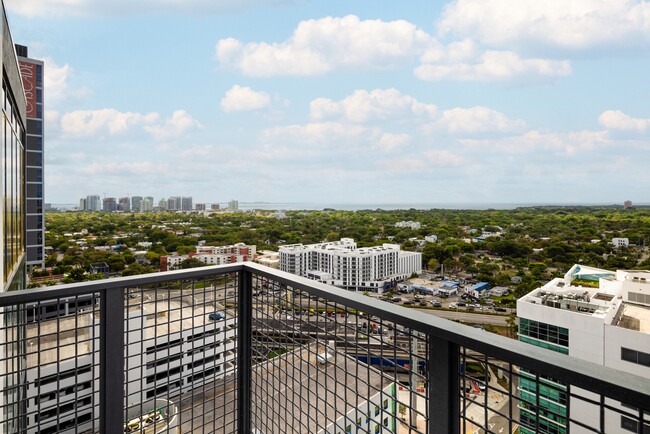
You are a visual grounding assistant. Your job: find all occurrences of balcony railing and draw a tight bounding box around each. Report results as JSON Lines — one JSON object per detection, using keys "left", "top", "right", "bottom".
{"left": 0, "top": 262, "right": 648, "bottom": 433}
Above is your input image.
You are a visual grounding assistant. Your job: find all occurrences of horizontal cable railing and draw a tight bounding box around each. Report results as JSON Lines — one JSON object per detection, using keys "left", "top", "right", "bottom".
{"left": 0, "top": 262, "right": 648, "bottom": 433}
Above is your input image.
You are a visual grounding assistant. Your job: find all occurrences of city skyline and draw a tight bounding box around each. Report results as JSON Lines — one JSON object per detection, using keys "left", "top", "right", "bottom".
{"left": 5, "top": 0, "right": 650, "bottom": 204}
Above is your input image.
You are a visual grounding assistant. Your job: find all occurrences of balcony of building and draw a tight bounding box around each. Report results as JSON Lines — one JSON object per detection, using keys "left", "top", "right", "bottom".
{"left": 0, "top": 263, "right": 648, "bottom": 433}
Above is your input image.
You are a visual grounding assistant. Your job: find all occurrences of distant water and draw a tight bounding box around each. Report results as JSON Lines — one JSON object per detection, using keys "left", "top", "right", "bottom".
{"left": 50, "top": 202, "right": 643, "bottom": 211}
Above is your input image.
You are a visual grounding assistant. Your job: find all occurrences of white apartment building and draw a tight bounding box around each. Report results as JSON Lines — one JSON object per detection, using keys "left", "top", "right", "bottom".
{"left": 279, "top": 238, "right": 421, "bottom": 293}
{"left": 394, "top": 221, "right": 421, "bottom": 230}
{"left": 612, "top": 237, "right": 630, "bottom": 248}
{"left": 161, "top": 243, "right": 256, "bottom": 271}
{"left": 23, "top": 294, "right": 236, "bottom": 434}
{"left": 517, "top": 264, "right": 650, "bottom": 434}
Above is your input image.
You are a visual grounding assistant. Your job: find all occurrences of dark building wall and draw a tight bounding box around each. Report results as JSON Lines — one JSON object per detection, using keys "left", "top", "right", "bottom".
{"left": 17, "top": 45, "right": 45, "bottom": 268}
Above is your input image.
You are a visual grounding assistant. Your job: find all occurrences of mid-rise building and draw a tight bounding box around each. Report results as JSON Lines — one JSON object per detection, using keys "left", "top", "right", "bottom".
{"left": 131, "top": 195, "right": 142, "bottom": 212}
{"left": 228, "top": 199, "right": 238, "bottom": 212}
{"left": 158, "top": 198, "right": 167, "bottom": 211}
{"left": 22, "top": 295, "right": 236, "bottom": 434}
{"left": 85, "top": 194, "right": 101, "bottom": 211}
{"left": 16, "top": 44, "right": 44, "bottom": 269}
{"left": 141, "top": 196, "right": 154, "bottom": 212}
{"left": 181, "top": 196, "right": 192, "bottom": 211}
{"left": 517, "top": 264, "right": 650, "bottom": 434}
{"left": 195, "top": 203, "right": 206, "bottom": 211}
{"left": 167, "top": 196, "right": 181, "bottom": 211}
{"left": 211, "top": 203, "right": 220, "bottom": 211}
{"left": 279, "top": 238, "right": 421, "bottom": 293}
{"left": 102, "top": 197, "right": 117, "bottom": 212}
{"left": 118, "top": 196, "right": 130, "bottom": 212}
{"left": 160, "top": 243, "right": 256, "bottom": 271}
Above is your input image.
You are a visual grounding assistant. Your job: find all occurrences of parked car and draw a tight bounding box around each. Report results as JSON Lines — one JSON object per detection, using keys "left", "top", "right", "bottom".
{"left": 208, "top": 312, "right": 225, "bottom": 321}
{"left": 449, "top": 303, "right": 458, "bottom": 309}
{"left": 495, "top": 307, "right": 507, "bottom": 312}
{"left": 431, "top": 301, "right": 442, "bottom": 307}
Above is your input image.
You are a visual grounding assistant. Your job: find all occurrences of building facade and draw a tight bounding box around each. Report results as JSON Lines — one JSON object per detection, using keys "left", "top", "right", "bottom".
{"left": 279, "top": 238, "right": 422, "bottom": 293}
{"left": 85, "top": 194, "right": 100, "bottom": 211}
{"left": 16, "top": 45, "right": 44, "bottom": 270}
{"left": 118, "top": 196, "right": 130, "bottom": 212}
{"left": 160, "top": 243, "right": 256, "bottom": 271}
{"left": 517, "top": 264, "right": 650, "bottom": 433}
{"left": 102, "top": 197, "right": 116, "bottom": 212}
{"left": 1, "top": 9, "right": 28, "bottom": 431}
{"left": 22, "top": 296, "right": 236, "bottom": 434}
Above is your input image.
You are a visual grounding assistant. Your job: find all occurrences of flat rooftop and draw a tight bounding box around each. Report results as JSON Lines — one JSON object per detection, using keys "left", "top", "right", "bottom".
{"left": 616, "top": 303, "right": 650, "bottom": 333}
{"left": 203, "top": 344, "right": 393, "bottom": 433}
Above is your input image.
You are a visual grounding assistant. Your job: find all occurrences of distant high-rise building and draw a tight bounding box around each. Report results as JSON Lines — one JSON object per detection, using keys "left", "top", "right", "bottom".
{"left": 102, "top": 197, "right": 117, "bottom": 212}
{"left": 17, "top": 44, "right": 45, "bottom": 269}
{"left": 181, "top": 196, "right": 193, "bottom": 211}
{"left": 131, "top": 196, "right": 142, "bottom": 212}
{"left": 196, "top": 203, "right": 206, "bottom": 211}
{"left": 141, "top": 196, "right": 154, "bottom": 212}
{"left": 228, "top": 199, "right": 239, "bottom": 212}
{"left": 211, "top": 203, "right": 220, "bottom": 211}
{"left": 158, "top": 198, "right": 167, "bottom": 211}
{"left": 624, "top": 200, "right": 633, "bottom": 209}
{"left": 118, "top": 197, "right": 130, "bottom": 212}
{"left": 86, "top": 195, "right": 101, "bottom": 211}
{"left": 167, "top": 196, "right": 181, "bottom": 211}
{"left": 79, "top": 198, "right": 86, "bottom": 211}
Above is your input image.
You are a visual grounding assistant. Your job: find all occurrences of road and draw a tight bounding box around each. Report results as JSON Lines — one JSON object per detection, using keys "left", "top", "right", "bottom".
{"left": 412, "top": 308, "right": 510, "bottom": 326}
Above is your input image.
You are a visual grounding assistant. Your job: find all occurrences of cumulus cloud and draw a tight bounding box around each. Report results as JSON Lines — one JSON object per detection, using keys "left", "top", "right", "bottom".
{"left": 144, "top": 110, "right": 202, "bottom": 140}
{"left": 415, "top": 49, "right": 571, "bottom": 82}
{"left": 60, "top": 108, "right": 200, "bottom": 140}
{"left": 310, "top": 88, "right": 437, "bottom": 123}
{"left": 80, "top": 161, "right": 169, "bottom": 176}
{"left": 42, "top": 57, "right": 91, "bottom": 103}
{"left": 221, "top": 85, "right": 271, "bottom": 112}
{"left": 5, "top": 0, "right": 292, "bottom": 17}
{"left": 377, "top": 150, "right": 464, "bottom": 172}
{"left": 216, "top": 15, "right": 432, "bottom": 76}
{"left": 263, "top": 122, "right": 379, "bottom": 147}
{"left": 376, "top": 133, "right": 411, "bottom": 152}
{"left": 438, "top": 0, "right": 650, "bottom": 50}
{"left": 424, "top": 106, "right": 527, "bottom": 134}
{"left": 459, "top": 129, "right": 609, "bottom": 155}
{"left": 598, "top": 110, "right": 650, "bottom": 132}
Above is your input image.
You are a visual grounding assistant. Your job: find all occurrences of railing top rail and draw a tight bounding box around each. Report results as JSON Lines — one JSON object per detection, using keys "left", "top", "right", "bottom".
{"left": 0, "top": 263, "right": 246, "bottom": 304}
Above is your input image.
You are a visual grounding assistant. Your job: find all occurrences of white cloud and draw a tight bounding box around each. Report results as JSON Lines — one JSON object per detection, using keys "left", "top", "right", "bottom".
{"left": 61, "top": 109, "right": 159, "bottom": 136}
{"left": 5, "top": 0, "right": 292, "bottom": 17}
{"left": 216, "top": 15, "right": 432, "bottom": 76}
{"left": 144, "top": 110, "right": 202, "bottom": 140}
{"left": 79, "top": 162, "right": 169, "bottom": 176}
{"left": 60, "top": 108, "right": 200, "bottom": 140}
{"left": 221, "top": 85, "right": 271, "bottom": 113}
{"left": 415, "top": 49, "right": 571, "bottom": 82}
{"left": 310, "top": 88, "right": 437, "bottom": 123}
{"left": 424, "top": 106, "right": 527, "bottom": 134}
{"left": 598, "top": 110, "right": 650, "bottom": 132}
{"left": 377, "top": 150, "right": 464, "bottom": 172}
{"left": 376, "top": 133, "right": 411, "bottom": 152}
{"left": 459, "top": 129, "right": 609, "bottom": 155}
{"left": 263, "top": 122, "right": 378, "bottom": 147}
{"left": 42, "top": 57, "right": 91, "bottom": 103}
{"left": 437, "top": 0, "right": 650, "bottom": 50}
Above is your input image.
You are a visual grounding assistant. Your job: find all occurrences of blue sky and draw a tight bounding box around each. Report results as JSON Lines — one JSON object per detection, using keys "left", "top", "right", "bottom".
{"left": 5, "top": 0, "right": 650, "bottom": 206}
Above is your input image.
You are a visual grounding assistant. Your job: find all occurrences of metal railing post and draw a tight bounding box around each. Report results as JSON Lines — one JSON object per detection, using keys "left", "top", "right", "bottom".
{"left": 237, "top": 268, "right": 253, "bottom": 434}
{"left": 100, "top": 287, "right": 125, "bottom": 433}
{"left": 428, "top": 335, "right": 460, "bottom": 434}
